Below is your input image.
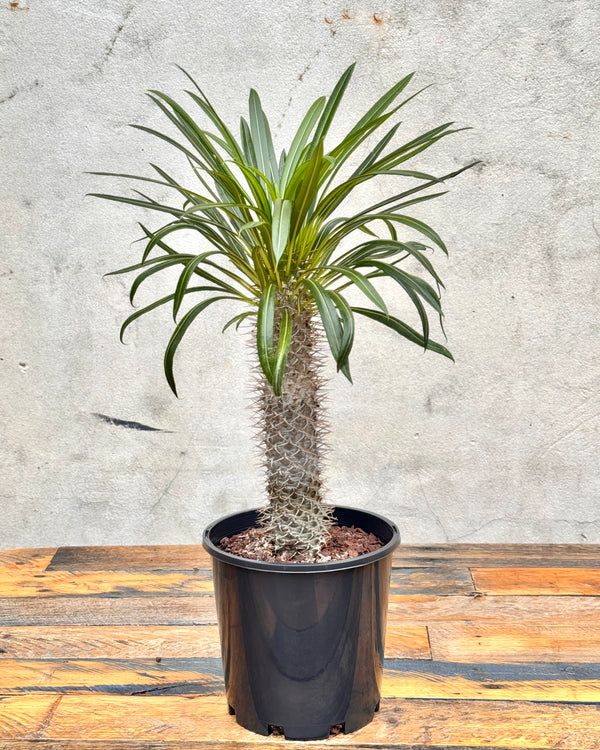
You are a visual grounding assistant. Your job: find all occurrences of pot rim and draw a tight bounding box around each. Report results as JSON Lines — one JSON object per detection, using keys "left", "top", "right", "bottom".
{"left": 202, "top": 505, "right": 400, "bottom": 573}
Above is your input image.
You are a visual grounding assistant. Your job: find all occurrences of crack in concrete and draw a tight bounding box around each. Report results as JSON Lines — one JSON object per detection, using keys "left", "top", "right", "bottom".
{"left": 0, "top": 79, "right": 39, "bottom": 105}
{"left": 95, "top": 2, "right": 134, "bottom": 73}
{"left": 276, "top": 49, "right": 322, "bottom": 131}
{"left": 150, "top": 426, "right": 197, "bottom": 511}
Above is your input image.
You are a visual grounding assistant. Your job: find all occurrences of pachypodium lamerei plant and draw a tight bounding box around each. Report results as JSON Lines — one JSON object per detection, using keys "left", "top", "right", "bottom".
{"left": 91, "top": 64, "right": 475, "bottom": 560}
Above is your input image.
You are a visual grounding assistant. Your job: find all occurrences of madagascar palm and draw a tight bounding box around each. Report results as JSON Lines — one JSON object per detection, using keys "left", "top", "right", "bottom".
{"left": 90, "top": 64, "right": 475, "bottom": 559}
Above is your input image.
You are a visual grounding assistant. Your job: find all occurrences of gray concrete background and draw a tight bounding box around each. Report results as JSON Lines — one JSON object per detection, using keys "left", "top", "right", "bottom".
{"left": 1, "top": 0, "right": 599, "bottom": 547}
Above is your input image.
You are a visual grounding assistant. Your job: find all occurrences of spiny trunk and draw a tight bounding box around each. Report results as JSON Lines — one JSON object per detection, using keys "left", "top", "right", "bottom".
{"left": 256, "top": 308, "right": 333, "bottom": 558}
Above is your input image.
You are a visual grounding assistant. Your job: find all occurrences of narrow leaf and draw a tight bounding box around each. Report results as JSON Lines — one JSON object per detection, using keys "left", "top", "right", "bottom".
{"left": 164, "top": 296, "right": 234, "bottom": 396}
{"left": 256, "top": 283, "right": 276, "bottom": 384}
{"left": 280, "top": 96, "right": 326, "bottom": 191}
{"left": 353, "top": 307, "right": 453, "bottom": 360}
{"left": 173, "top": 252, "right": 217, "bottom": 320}
{"left": 303, "top": 279, "right": 348, "bottom": 375}
{"left": 327, "top": 290, "right": 355, "bottom": 377}
{"left": 325, "top": 265, "right": 388, "bottom": 314}
{"left": 272, "top": 308, "right": 292, "bottom": 396}
{"left": 119, "top": 287, "right": 222, "bottom": 343}
{"left": 271, "top": 198, "right": 293, "bottom": 264}
{"left": 310, "top": 63, "right": 355, "bottom": 148}
{"left": 248, "top": 89, "right": 278, "bottom": 183}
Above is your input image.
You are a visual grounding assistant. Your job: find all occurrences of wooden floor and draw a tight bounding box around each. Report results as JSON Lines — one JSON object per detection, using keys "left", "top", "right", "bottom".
{"left": 1, "top": 544, "right": 600, "bottom": 749}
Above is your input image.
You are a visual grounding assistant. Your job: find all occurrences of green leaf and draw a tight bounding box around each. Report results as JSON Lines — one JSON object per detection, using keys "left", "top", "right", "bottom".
{"left": 173, "top": 252, "right": 219, "bottom": 320}
{"left": 344, "top": 239, "right": 443, "bottom": 286}
{"left": 239, "top": 219, "right": 266, "bottom": 233}
{"left": 87, "top": 193, "right": 182, "bottom": 218}
{"left": 129, "top": 257, "right": 192, "bottom": 304}
{"left": 375, "top": 264, "right": 430, "bottom": 346}
{"left": 279, "top": 96, "right": 326, "bottom": 192}
{"left": 327, "top": 290, "right": 354, "bottom": 377}
{"left": 104, "top": 254, "right": 191, "bottom": 278}
{"left": 303, "top": 279, "right": 351, "bottom": 380}
{"left": 140, "top": 222, "right": 211, "bottom": 262}
{"left": 248, "top": 89, "right": 278, "bottom": 183}
{"left": 271, "top": 198, "right": 293, "bottom": 264}
{"left": 239, "top": 117, "right": 257, "bottom": 167}
{"left": 222, "top": 310, "right": 256, "bottom": 333}
{"left": 256, "top": 283, "right": 276, "bottom": 383}
{"left": 288, "top": 139, "right": 324, "bottom": 237}
{"left": 386, "top": 214, "right": 448, "bottom": 253}
{"left": 353, "top": 307, "right": 453, "bottom": 360}
{"left": 272, "top": 308, "right": 292, "bottom": 396}
{"left": 129, "top": 124, "right": 207, "bottom": 169}
{"left": 347, "top": 72, "right": 414, "bottom": 139}
{"left": 119, "top": 287, "right": 217, "bottom": 343}
{"left": 310, "top": 63, "right": 355, "bottom": 148}
{"left": 164, "top": 296, "right": 235, "bottom": 396}
{"left": 325, "top": 265, "right": 388, "bottom": 314}
{"left": 352, "top": 122, "right": 402, "bottom": 177}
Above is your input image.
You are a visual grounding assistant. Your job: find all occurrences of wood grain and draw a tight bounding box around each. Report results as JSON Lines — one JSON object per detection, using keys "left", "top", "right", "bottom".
{"left": 47, "top": 545, "right": 210, "bottom": 572}
{"left": 382, "top": 658, "right": 600, "bottom": 702}
{"left": 0, "top": 658, "right": 224, "bottom": 695}
{"left": 429, "top": 623, "right": 600, "bottom": 663}
{"left": 387, "top": 593, "right": 600, "bottom": 624}
{"left": 0, "top": 597, "right": 218, "bottom": 627}
{"left": 384, "top": 626, "right": 431, "bottom": 659}
{"left": 392, "top": 543, "right": 600, "bottom": 568}
{"left": 390, "top": 567, "right": 474, "bottom": 596}
{"left": 1, "top": 695, "right": 600, "bottom": 747}
{"left": 4, "top": 592, "right": 600, "bottom": 628}
{"left": 45, "top": 543, "right": 600, "bottom": 572}
{"left": 0, "top": 568, "right": 213, "bottom": 598}
{"left": 3, "top": 656, "right": 599, "bottom": 704}
{"left": 0, "top": 565, "right": 473, "bottom": 599}
{"left": 0, "top": 549, "right": 56, "bottom": 569}
{"left": 0, "top": 626, "right": 222, "bottom": 659}
{"left": 0, "top": 625, "right": 427, "bottom": 662}
{"left": 471, "top": 567, "right": 600, "bottom": 595}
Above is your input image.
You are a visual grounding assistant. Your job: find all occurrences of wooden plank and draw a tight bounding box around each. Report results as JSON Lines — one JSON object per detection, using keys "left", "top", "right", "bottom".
{"left": 0, "top": 565, "right": 471, "bottom": 599}
{"left": 393, "top": 543, "right": 600, "bottom": 568}
{"left": 386, "top": 594, "right": 600, "bottom": 624}
{"left": 429, "top": 623, "right": 600, "bottom": 663}
{"left": 0, "top": 624, "right": 426, "bottom": 661}
{"left": 390, "top": 567, "right": 474, "bottom": 596}
{"left": 3, "top": 656, "right": 600, "bottom": 703}
{"left": 47, "top": 546, "right": 211, "bottom": 572}
{"left": 0, "top": 626, "right": 222, "bottom": 659}
{"left": 1, "top": 694, "right": 600, "bottom": 747}
{"left": 471, "top": 567, "right": 600, "bottom": 596}
{"left": 0, "top": 694, "right": 57, "bottom": 740}
{"left": 4, "top": 592, "right": 600, "bottom": 627}
{"left": 0, "top": 568, "right": 213, "bottom": 598}
{"left": 0, "top": 597, "right": 218, "bottom": 627}
{"left": 0, "top": 549, "right": 55, "bottom": 571}
{"left": 384, "top": 626, "right": 431, "bottom": 659}
{"left": 0, "top": 658, "right": 224, "bottom": 695}
{"left": 382, "top": 658, "right": 600, "bottom": 702}
{"left": 45, "top": 543, "right": 600, "bottom": 573}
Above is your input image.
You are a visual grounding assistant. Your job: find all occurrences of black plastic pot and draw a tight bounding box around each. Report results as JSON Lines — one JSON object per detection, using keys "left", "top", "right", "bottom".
{"left": 203, "top": 505, "right": 400, "bottom": 741}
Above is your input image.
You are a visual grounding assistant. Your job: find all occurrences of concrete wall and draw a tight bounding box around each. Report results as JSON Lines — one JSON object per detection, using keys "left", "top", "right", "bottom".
{"left": 1, "top": 0, "right": 599, "bottom": 547}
